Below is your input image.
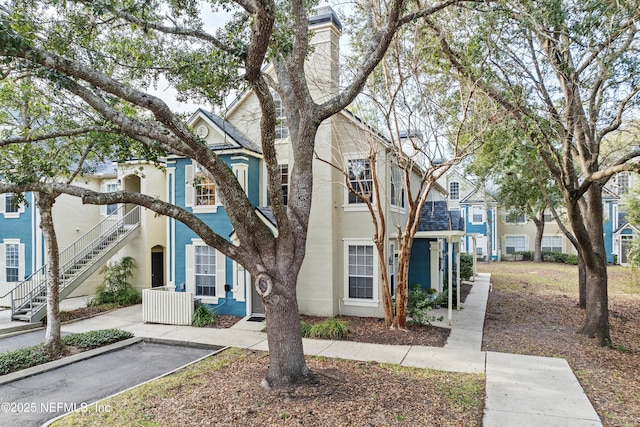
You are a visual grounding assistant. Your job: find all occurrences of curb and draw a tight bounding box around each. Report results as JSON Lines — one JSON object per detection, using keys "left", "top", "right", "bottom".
{"left": 0, "top": 337, "right": 142, "bottom": 386}
{"left": 43, "top": 345, "right": 228, "bottom": 426}
{"left": 0, "top": 323, "right": 42, "bottom": 337}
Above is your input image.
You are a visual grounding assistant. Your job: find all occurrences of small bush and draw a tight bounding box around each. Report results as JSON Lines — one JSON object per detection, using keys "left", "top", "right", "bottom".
{"left": 460, "top": 253, "right": 474, "bottom": 280}
{"left": 192, "top": 304, "right": 217, "bottom": 327}
{"left": 514, "top": 251, "right": 534, "bottom": 261}
{"left": 300, "top": 318, "right": 349, "bottom": 339}
{"left": 566, "top": 254, "right": 579, "bottom": 265}
{"left": 407, "top": 284, "right": 444, "bottom": 325}
{"left": 89, "top": 257, "right": 141, "bottom": 307}
{"left": 61, "top": 329, "right": 134, "bottom": 350}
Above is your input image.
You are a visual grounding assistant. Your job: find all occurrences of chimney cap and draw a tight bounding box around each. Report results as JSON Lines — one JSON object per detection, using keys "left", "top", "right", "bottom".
{"left": 309, "top": 6, "right": 342, "bottom": 32}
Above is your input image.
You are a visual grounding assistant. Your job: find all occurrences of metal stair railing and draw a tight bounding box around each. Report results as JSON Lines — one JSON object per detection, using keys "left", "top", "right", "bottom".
{"left": 2, "top": 205, "right": 141, "bottom": 321}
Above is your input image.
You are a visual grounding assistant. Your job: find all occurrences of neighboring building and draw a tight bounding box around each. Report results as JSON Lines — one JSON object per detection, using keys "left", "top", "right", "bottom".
{"left": 442, "top": 167, "right": 639, "bottom": 264}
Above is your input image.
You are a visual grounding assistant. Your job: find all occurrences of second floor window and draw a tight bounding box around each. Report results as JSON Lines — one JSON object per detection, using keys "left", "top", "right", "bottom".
{"left": 274, "top": 93, "right": 288, "bottom": 139}
{"left": 106, "top": 183, "right": 119, "bottom": 215}
{"left": 5, "top": 194, "right": 18, "bottom": 214}
{"left": 618, "top": 172, "right": 629, "bottom": 195}
{"left": 390, "top": 165, "right": 405, "bottom": 208}
{"left": 267, "top": 164, "right": 289, "bottom": 206}
{"left": 195, "top": 166, "right": 216, "bottom": 206}
{"left": 472, "top": 206, "right": 483, "bottom": 223}
{"left": 347, "top": 159, "right": 373, "bottom": 204}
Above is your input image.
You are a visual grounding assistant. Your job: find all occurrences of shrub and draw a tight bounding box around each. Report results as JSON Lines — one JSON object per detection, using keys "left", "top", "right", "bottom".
{"left": 0, "top": 329, "right": 133, "bottom": 375}
{"left": 61, "top": 329, "right": 134, "bottom": 350}
{"left": 300, "top": 318, "right": 349, "bottom": 339}
{"left": 514, "top": 251, "right": 534, "bottom": 261}
{"left": 0, "top": 345, "right": 52, "bottom": 375}
{"left": 459, "top": 253, "right": 474, "bottom": 280}
{"left": 192, "top": 304, "right": 217, "bottom": 327}
{"left": 566, "top": 254, "right": 579, "bottom": 265}
{"left": 89, "top": 256, "right": 141, "bottom": 306}
{"left": 542, "top": 251, "right": 569, "bottom": 263}
{"left": 407, "top": 284, "right": 443, "bottom": 325}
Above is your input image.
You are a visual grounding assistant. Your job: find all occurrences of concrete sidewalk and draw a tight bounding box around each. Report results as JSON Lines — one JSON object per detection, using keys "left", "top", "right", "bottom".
{"left": 0, "top": 273, "right": 602, "bottom": 426}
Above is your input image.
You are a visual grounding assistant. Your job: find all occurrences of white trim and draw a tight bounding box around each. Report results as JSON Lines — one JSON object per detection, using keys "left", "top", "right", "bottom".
{"left": 185, "top": 239, "right": 225, "bottom": 304}
{"left": 187, "top": 161, "right": 220, "bottom": 213}
{"left": 504, "top": 234, "right": 528, "bottom": 254}
{"left": 1, "top": 193, "right": 26, "bottom": 219}
{"left": 167, "top": 167, "right": 176, "bottom": 286}
{"left": 342, "top": 238, "right": 379, "bottom": 307}
{"left": 232, "top": 163, "right": 249, "bottom": 195}
{"left": 343, "top": 155, "right": 375, "bottom": 211}
{"left": 470, "top": 205, "right": 484, "bottom": 225}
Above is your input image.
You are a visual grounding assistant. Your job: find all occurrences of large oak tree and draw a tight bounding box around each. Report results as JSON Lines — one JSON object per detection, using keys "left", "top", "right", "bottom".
{"left": 0, "top": 0, "right": 471, "bottom": 386}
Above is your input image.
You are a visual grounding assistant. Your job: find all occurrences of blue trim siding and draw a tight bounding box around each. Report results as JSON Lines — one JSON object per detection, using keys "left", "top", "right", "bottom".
{"left": 0, "top": 192, "right": 36, "bottom": 278}
{"left": 171, "top": 153, "right": 262, "bottom": 315}
{"left": 408, "top": 239, "right": 434, "bottom": 290}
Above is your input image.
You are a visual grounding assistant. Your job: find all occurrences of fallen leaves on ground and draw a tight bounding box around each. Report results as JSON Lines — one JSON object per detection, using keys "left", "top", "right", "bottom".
{"left": 480, "top": 262, "right": 640, "bottom": 427}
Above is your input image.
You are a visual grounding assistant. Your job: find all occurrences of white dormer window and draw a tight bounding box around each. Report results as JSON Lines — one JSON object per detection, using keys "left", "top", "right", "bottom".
{"left": 449, "top": 182, "right": 459, "bottom": 200}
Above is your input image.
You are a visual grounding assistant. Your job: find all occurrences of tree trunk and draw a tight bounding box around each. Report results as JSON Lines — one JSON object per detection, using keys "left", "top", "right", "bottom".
{"left": 578, "top": 252, "right": 586, "bottom": 309}
{"left": 532, "top": 215, "right": 544, "bottom": 263}
{"left": 36, "top": 192, "right": 64, "bottom": 356}
{"left": 568, "top": 187, "right": 610, "bottom": 344}
{"left": 581, "top": 256, "right": 610, "bottom": 344}
{"left": 258, "top": 273, "right": 309, "bottom": 388}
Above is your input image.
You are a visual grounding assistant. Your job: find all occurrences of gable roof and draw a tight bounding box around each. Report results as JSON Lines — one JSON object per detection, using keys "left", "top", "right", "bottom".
{"left": 418, "top": 200, "right": 465, "bottom": 232}
{"left": 188, "top": 109, "right": 262, "bottom": 155}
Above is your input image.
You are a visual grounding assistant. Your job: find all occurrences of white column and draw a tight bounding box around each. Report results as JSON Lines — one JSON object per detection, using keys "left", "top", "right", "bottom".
{"left": 430, "top": 241, "right": 440, "bottom": 293}
{"left": 456, "top": 241, "right": 461, "bottom": 310}
{"left": 448, "top": 238, "right": 453, "bottom": 326}
{"left": 472, "top": 235, "right": 477, "bottom": 277}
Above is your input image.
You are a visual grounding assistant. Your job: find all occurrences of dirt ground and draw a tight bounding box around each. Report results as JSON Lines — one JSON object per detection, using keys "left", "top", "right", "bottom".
{"left": 480, "top": 262, "right": 640, "bottom": 427}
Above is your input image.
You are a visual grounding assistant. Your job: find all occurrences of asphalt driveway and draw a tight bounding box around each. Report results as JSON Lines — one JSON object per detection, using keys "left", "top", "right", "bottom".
{"left": 0, "top": 341, "right": 219, "bottom": 426}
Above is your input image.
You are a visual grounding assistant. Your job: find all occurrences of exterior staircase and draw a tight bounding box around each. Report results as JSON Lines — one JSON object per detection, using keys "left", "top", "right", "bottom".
{"left": 3, "top": 205, "right": 141, "bottom": 323}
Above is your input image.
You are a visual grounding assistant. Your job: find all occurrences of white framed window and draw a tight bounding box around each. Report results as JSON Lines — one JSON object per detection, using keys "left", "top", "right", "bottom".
{"left": 346, "top": 158, "right": 373, "bottom": 205}
{"left": 542, "top": 235, "right": 562, "bottom": 253}
{"left": 476, "top": 235, "right": 485, "bottom": 256}
{"left": 471, "top": 206, "right": 484, "bottom": 224}
{"left": 543, "top": 210, "right": 553, "bottom": 222}
{"left": 106, "top": 183, "right": 119, "bottom": 215}
{"left": 0, "top": 193, "right": 25, "bottom": 219}
{"left": 273, "top": 92, "right": 288, "bottom": 140}
{"left": 343, "top": 239, "right": 379, "bottom": 307}
{"left": 185, "top": 240, "right": 225, "bottom": 303}
{"left": 505, "top": 235, "right": 527, "bottom": 254}
{"left": 267, "top": 164, "right": 289, "bottom": 206}
{"left": 449, "top": 182, "right": 459, "bottom": 200}
{"left": 0, "top": 240, "right": 25, "bottom": 283}
{"left": 504, "top": 209, "right": 527, "bottom": 224}
{"left": 185, "top": 162, "right": 219, "bottom": 213}
{"left": 390, "top": 164, "right": 405, "bottom": 210}
{"left": 618, "top": 172, "right": 629, "bottom": 195}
